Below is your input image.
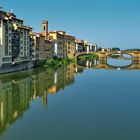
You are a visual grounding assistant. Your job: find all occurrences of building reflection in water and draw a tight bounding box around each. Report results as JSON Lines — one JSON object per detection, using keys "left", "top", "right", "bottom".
{"left": 77, "top": 59, "right": 99, "bottom": 68}
{"left": 1, "top": 59, "right": 139, "bottom": 135}
{"left": 2, "top": 58, "right": 138, "bottom": 135}
{"left": 0, "top": 64, "right": 83, "bottom": 135}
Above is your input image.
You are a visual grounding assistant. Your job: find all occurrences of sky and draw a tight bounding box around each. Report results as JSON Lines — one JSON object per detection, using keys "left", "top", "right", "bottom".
{"left": 2, "top": 0, "right": 140, "bottom": 49}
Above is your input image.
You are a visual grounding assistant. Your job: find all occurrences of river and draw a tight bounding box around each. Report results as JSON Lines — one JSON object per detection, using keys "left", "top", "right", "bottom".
{"left": 0, "top": 59, "right": 140, "bottom": 140}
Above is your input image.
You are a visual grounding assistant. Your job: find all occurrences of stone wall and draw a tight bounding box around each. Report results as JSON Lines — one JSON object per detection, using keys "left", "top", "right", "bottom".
{"left": 0, "top": 61, "right": 34, "bottom": 74}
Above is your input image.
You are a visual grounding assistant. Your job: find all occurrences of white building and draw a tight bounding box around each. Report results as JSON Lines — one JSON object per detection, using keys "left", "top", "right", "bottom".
{"left": 85, "top": 43, "right": 98, "bottom": 53}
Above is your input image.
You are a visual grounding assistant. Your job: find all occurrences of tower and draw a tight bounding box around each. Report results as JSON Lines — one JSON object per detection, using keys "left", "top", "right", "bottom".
{"left": 42, "top": 20, "right": 48, "bottom": 40}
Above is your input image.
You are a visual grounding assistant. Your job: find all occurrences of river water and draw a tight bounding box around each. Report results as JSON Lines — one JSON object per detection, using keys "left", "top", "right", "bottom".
{"left": 0, "top": 59, "right": 140, "bottom": 140}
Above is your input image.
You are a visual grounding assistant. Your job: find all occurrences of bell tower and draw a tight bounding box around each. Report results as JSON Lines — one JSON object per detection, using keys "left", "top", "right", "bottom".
{"left": 42, "top": 20, "right": 48, "bottom": 40}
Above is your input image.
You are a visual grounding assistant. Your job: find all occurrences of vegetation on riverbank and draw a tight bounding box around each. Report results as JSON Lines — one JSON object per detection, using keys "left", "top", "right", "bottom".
{"left": 124, "top": 48, "right": 140, "bottom": 52}
{"left": 78, "top": 54, "right": 97, "bottom": 61}
{"left": 45, "top": 57, "right": 73, "bottom": 69}
{"left": 36, "top": 54, "right": 98, "bottom": 70}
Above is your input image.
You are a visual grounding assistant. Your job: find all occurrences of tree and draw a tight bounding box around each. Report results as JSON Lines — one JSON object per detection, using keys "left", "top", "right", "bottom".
{"left": 112, "top": 48, "right": 120, "bottom": 51}
{"left": 97, "top": 47, "right": 102, "bottom": 51}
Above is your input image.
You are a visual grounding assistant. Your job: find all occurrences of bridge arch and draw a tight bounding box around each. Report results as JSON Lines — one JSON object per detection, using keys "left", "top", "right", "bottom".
{"left": 106, "top": 52, "right": 134, "bottom": 59}
{"left": 75, "top": 52, "right": 100, "bottom": 60}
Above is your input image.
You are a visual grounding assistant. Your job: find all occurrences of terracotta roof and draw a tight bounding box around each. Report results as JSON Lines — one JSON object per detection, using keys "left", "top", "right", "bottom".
{"left": 49, "top": 31, "right": 58, "bottom": 33}
{"left": 76, "top": 39, "right": 84, "bottom": 44}
{"left": 49, "top": 31, "right": 65, "bottom": 34}
{"left": 57, "top": 30, "right": 65, "bottom": 32}
{"left": 49, "top": 31, "right": 64, "bottom": 37}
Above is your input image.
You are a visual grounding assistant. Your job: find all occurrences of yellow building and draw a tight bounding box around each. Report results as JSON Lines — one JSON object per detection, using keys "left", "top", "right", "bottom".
{"left": 48, "top": 31, "right": 66, "bottom": 58}
{"left": 65, "top": 34, "right": 76, "bottom": 59}
{"left": 48, "top": 31, "right": 76, "bottom": 59}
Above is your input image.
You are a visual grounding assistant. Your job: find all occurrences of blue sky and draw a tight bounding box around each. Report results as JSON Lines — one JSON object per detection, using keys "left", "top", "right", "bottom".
{"left": 2, "top": 0, "right": 140, "bottom": 49}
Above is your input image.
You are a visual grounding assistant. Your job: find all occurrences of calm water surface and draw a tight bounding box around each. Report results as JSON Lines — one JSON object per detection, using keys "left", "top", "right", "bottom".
{"left": 0, "top": 60, "right": 140, "bottom": 140}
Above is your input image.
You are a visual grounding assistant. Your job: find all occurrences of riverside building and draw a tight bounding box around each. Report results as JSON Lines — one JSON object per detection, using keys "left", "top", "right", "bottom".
{"left": 48, "top": 31, "right": 76, "bottom": 59}
{"left": 30, "top": 20, "right": 54, "bottom": 62}
{"left": 0, "top": 9, "right": 33, "bottom": 73}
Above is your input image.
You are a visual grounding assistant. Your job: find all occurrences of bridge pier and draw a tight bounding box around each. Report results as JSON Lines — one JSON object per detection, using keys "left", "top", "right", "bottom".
{"left": 99, "top": 57, "right": 107, "bottom": 64}
{"left": 132, "top": 57, "right": 140, "bottom": 64}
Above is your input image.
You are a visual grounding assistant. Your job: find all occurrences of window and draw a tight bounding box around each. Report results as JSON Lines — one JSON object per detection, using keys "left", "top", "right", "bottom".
{"left": 3, "top": 57, "right": 10, "bottom": 62}
{"left": 43, "top": 26, "right": 46, "bottom": 31}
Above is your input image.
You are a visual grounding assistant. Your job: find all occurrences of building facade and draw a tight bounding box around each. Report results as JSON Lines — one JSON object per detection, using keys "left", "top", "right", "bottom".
{"left": 76, "top": 39, "right": 85, "bottom": 52}
{"left": 65, "top": 34, "right": 76, "bottom": 59}
{"left": 44, "top": 40, "right": 54, "bottom": 59}
{"left": 35, "top": 34, "right": 46, "bottom": 62}
{"left": 41, "top": 20, "right": 54, "bottom": 59}
{"left": 30, "top": 20, "right": 54, "bottom": 62}
{"left": 86, "top": 43, "right": 98, "bottom": 53}
{"left": 48, "top": 31, "right": 66, "bottom": 58}
{"left": 49, "top": 31, "right": 76, "bottom": 59}
{"left": 0, "top": 10, "right": 32, "bottom": 69}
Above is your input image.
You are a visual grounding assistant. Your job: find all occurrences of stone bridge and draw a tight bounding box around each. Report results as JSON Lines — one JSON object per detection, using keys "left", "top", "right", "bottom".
{"left": 75, "top": 51, "right": 140, "bottom": 63}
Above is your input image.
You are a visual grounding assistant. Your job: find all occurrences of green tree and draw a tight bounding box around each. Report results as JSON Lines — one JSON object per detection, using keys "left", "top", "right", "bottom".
{"left": 112, "top": 48, "right": 120, "bottom": 51}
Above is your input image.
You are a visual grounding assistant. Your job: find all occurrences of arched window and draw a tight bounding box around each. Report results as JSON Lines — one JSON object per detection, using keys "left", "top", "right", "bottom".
{"left": 43, "top": 26, "right": 46, "bottom": 31}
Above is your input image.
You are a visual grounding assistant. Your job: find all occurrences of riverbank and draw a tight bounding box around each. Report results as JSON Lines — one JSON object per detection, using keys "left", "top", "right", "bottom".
{"left": 0, "top": 57, "right": 74, "bottom": 75}
{"left": 44, "top": 57, "right": 74, "bottom": 69}
{"left": 0, "top": 61, "right": 34, "bottom": 75}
